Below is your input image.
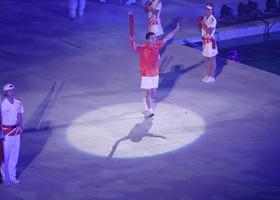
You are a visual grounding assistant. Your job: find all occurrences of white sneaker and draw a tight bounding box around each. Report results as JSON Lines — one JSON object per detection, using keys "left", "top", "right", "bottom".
{"left": 201, "top": 75, "right": 208, "bottom": 82}
{"left": 204, "top": 76, "right": 215, "bottom": 83}
{"left": 10, "top": 178, "right": 21, "bottom": 184}
{"left": 78, "top": 11, "right": 84, "bottom": 17}
{"left": 126, "top": 0, "right": 136, "bottom": 4}
{"left": 148, "top": 108, "right": 154, "bottom": 116}
{"left": 69, "top": 14, "right": 76, "bottom": 20}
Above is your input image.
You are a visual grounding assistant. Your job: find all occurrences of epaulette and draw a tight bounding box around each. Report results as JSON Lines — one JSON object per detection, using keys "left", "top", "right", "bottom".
{"left": 15, "top": 98, "right": 23, "bottom": 104}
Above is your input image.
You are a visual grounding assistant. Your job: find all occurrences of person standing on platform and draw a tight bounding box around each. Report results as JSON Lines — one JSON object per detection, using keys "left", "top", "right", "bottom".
{"left": 69, "top": 0, "right": 86, "bottom": 20}
{"left": 198, "top": 3, "right": 218, "bottom": 83}
{"left": 129, "top": 23, "right": 180, "bottom": 117}
{"left": 143, "top": 0, "right": 164, "bottom": 36}
{"left": 0, "top": 83, "right": 24, "bottom": 184}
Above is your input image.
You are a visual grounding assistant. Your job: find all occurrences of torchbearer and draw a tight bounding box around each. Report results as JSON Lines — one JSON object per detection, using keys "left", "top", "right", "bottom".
{"left": 129, "top": 23, "right": 180, "bottom": 117}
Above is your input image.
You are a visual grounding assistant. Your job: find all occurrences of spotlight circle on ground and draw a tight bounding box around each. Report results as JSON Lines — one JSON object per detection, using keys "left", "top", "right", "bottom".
{"left": 67, "top": 103, "right": 205, "bottom": 158}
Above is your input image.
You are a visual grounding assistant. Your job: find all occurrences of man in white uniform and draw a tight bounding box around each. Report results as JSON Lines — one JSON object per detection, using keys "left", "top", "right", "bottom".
{"left": 69, "top": 0, "right": 86, "bottom": 20}
{"left": 0, "top": 83, "right": 24, "bottom": 184}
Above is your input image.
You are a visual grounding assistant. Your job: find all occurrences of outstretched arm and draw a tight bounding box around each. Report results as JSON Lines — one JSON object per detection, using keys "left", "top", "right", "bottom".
{"left": 162, "top": 23, "right": 180, "bottom": 44}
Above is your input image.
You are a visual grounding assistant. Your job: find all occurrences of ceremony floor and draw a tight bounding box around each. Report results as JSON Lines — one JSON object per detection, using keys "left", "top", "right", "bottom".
{"left": 1, "top": 0, "right": 280, "bottom": 200}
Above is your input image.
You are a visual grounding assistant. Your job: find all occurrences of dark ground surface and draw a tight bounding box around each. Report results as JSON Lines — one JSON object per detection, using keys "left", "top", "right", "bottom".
{"left": 218, "top": 32, "right": 280, "bottom": 76}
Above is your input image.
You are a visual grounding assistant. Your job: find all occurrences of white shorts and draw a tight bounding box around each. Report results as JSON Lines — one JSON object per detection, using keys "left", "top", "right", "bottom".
{"left": 141, "top": 76, "right": 159, "bottom": 89}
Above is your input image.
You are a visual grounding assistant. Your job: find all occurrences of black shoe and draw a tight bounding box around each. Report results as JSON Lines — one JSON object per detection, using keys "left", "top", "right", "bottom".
{"left": 148, "top": 113, "right": 154, "bottom": 117}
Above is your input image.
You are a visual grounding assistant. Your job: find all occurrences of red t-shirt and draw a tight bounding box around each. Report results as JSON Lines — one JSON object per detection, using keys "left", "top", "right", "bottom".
{"left": 135, "top": 40, "right": 164, "bottom": 76}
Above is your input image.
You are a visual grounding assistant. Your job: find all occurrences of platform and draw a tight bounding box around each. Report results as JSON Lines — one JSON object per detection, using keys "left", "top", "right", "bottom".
{"left": 0, "top": 1, "right": 280, "bottom": 199}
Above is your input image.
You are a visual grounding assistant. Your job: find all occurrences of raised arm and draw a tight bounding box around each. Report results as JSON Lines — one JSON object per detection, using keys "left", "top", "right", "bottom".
{"left": 129, "top": 35, "right": 136, "bottom": 50}
{"left": 162, "top": 23, "right": 180, "bottom": 44}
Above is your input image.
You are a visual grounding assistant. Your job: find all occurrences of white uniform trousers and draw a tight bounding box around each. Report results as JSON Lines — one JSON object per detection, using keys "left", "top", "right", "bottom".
{"left": 69, "top": 0, "right": 86, "bottom": 18}
{"left": 0, "top": 134, "right": 21, "bottom": 180}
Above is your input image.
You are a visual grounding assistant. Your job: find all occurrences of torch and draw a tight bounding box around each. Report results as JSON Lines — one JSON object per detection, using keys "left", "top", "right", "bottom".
{"left": 128, "top": 11, "right": 134, "bottom": 46}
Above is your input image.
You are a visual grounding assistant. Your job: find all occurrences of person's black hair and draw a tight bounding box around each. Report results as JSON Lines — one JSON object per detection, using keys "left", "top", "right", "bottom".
{"left": 146, "top": 32, "right": 155, "bottom": 40}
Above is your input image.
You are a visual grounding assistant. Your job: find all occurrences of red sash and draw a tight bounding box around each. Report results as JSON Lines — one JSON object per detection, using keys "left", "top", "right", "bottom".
{"left": 3, "top": 125, "right": 21, "bottom": 136}
{"left": 202, "top": 37, "right": 216, "bottom": 49}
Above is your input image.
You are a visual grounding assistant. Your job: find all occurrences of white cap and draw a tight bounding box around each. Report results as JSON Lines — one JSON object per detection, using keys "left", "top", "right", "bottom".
{"left": 205, "top": 3, "right": 214, "bottom": 10}
{"left": 3, "top": 83, "right": 15, "bottom": 92}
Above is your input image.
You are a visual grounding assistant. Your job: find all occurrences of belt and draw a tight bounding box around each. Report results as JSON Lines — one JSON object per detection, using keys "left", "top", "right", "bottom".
{"left": 3, "top": 125, "right": 17, "bottom": 129}
{"left": 3, "top": 125, "right": 20, "bottom": 136}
